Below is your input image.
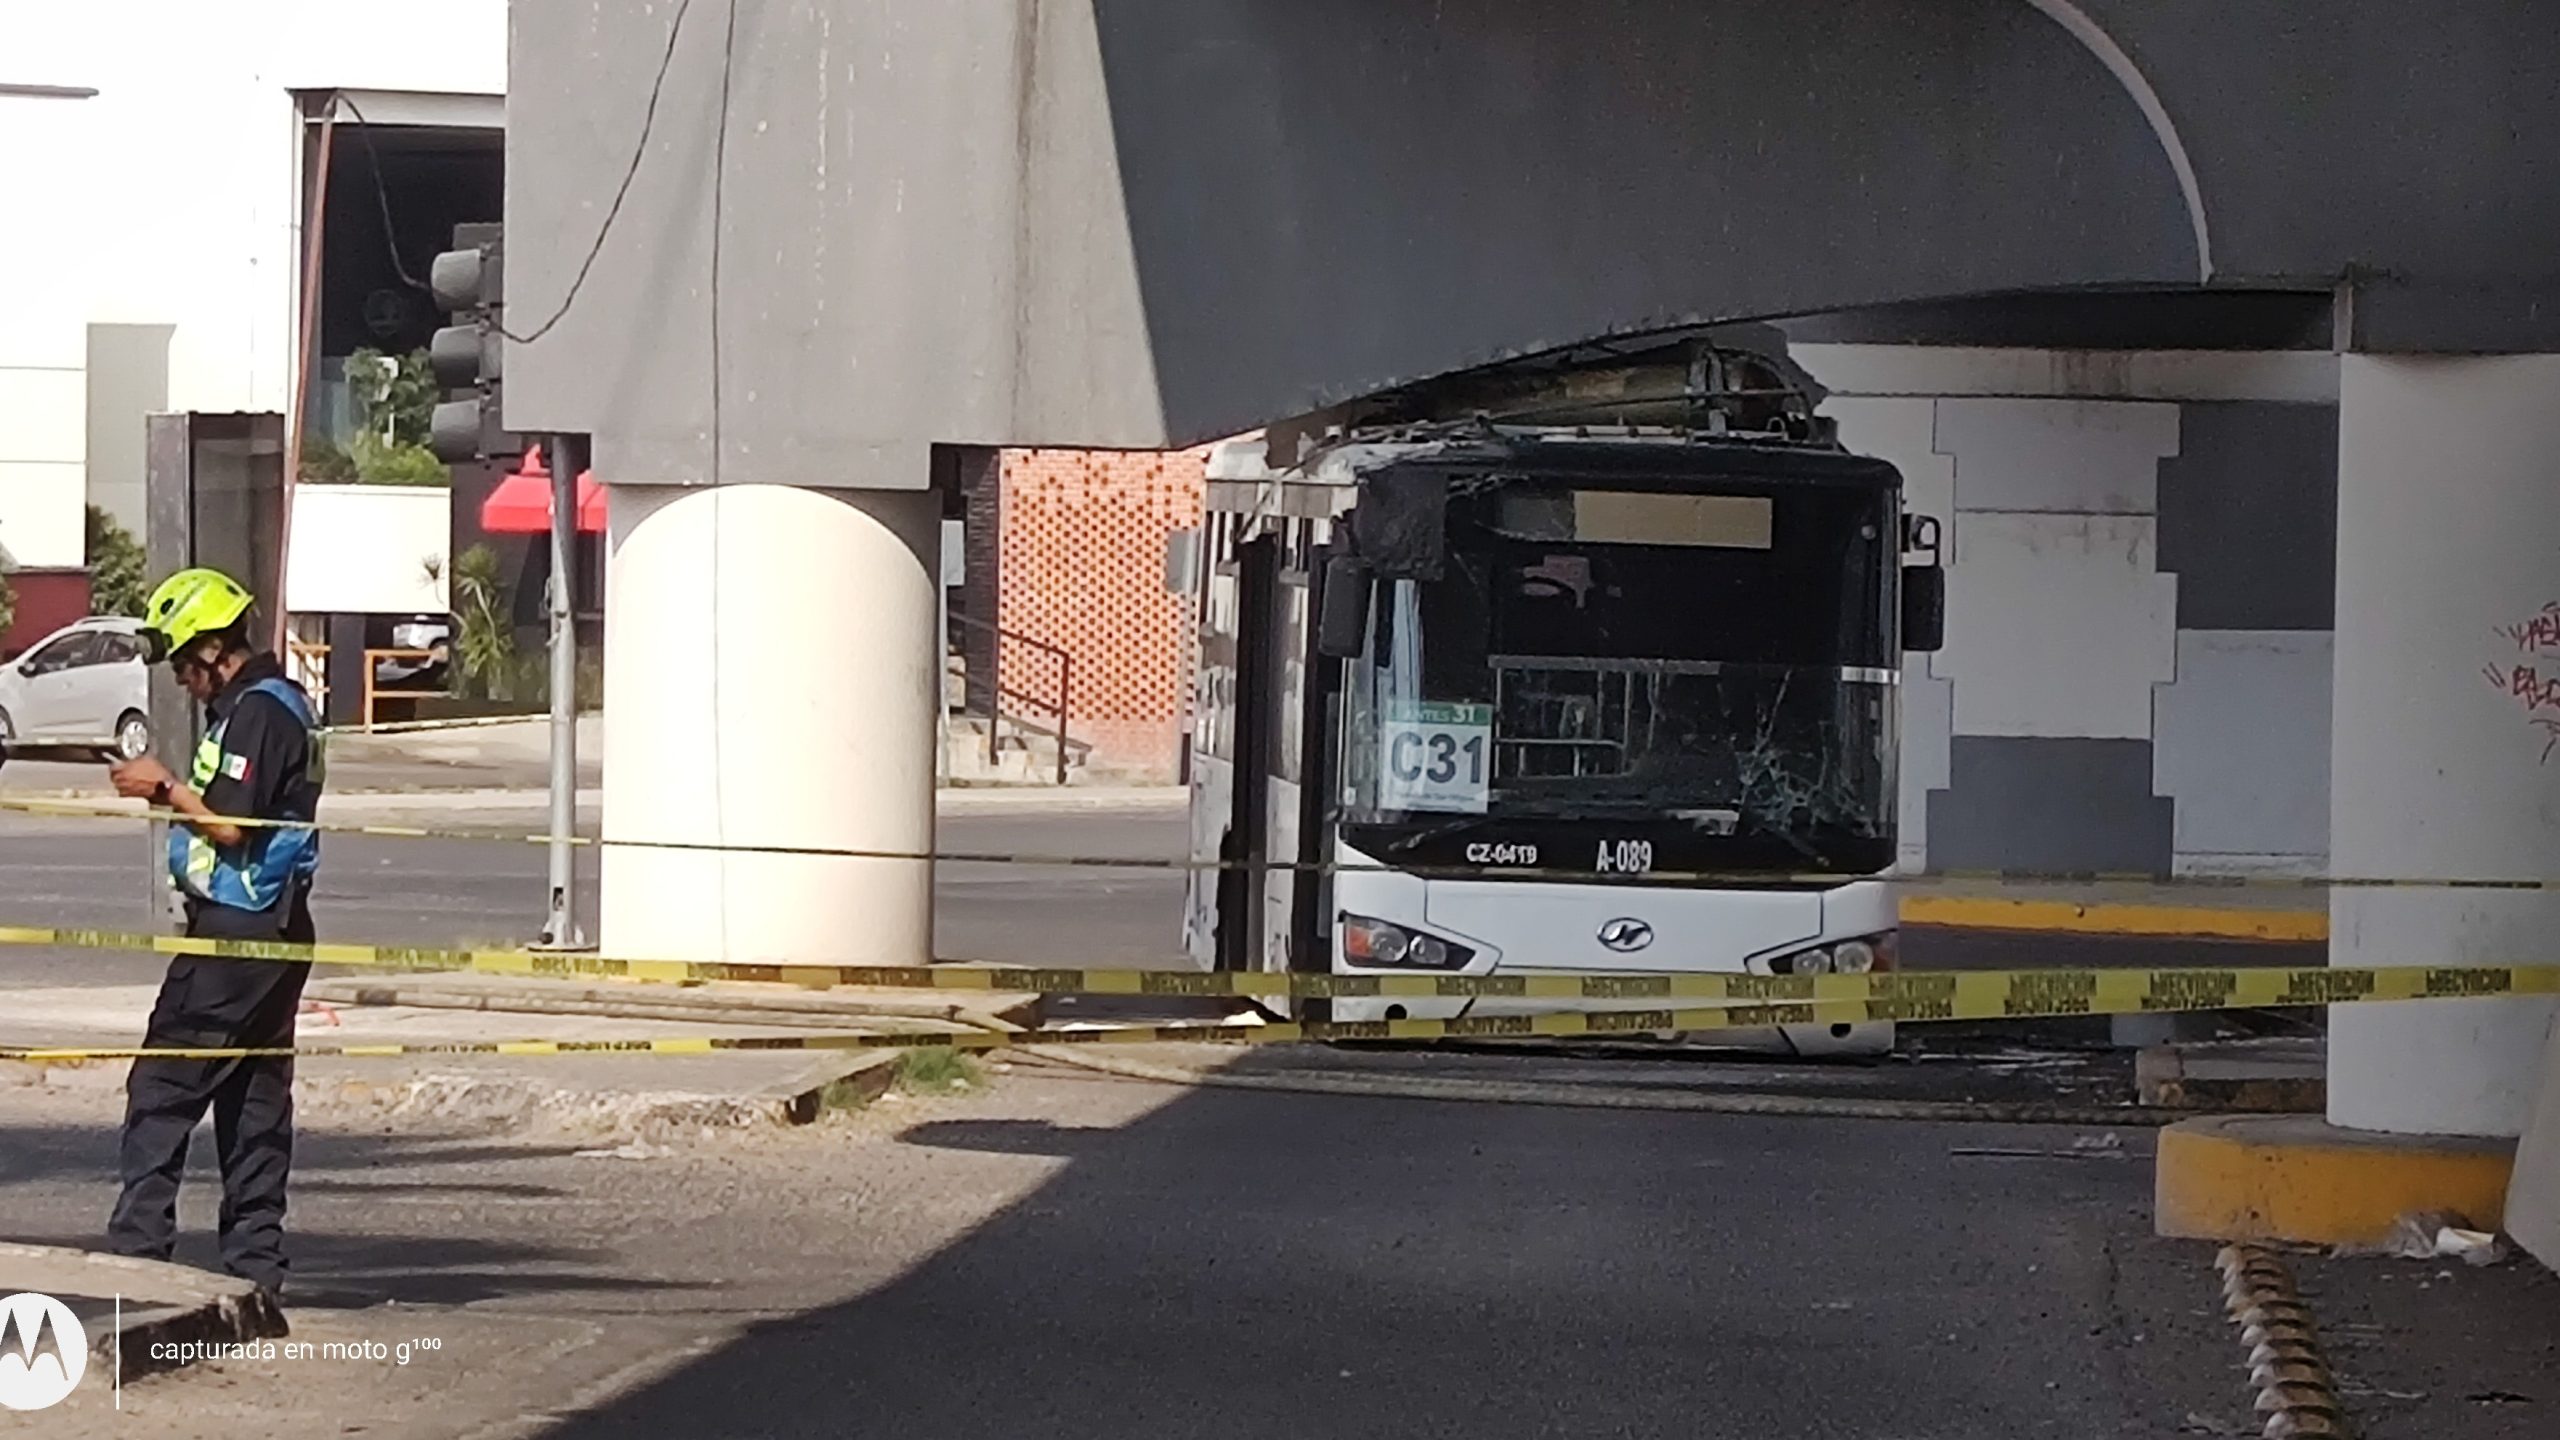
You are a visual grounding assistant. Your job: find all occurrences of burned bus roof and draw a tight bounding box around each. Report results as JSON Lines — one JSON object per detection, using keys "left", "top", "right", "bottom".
{"left": 1204, "top": 426, "right": 1900, "bottom": 517}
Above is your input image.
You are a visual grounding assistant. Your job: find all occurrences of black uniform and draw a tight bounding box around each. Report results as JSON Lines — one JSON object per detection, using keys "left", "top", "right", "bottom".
{"left": 106, "top": 653, "right": 319, "bottom": 1294}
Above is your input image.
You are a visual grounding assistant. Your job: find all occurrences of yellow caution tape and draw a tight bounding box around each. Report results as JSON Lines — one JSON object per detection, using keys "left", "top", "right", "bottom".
{"left": 318, "top": 714, "right": 587, "bottom": 737}
{"left": 8, "top": 962, "right": 2560, "bottom": 1065}
{"left": 2, "top": 795, "right": 2555, "bottom": 893}
{"left": 2, "top": 923, "right": 2554, "bottom": 1021}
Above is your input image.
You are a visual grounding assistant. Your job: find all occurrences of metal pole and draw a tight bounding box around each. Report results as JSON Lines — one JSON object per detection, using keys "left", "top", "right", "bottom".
{"left": 273, "top": 96, "right": 338, "bottom": 658}
{"left": 936, "top": 564, "right": 952, "bottom": 788}
{"left": 537, "top": 433, "right": 588, "bottom": 949}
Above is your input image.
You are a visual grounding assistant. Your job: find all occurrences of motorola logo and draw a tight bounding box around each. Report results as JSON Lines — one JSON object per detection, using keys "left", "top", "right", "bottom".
{"left": 0, "top": 1291, "right": 87, "bottom": 1411}
{"left": 1597, "top": 918, "right": 1655, "bottom": 953}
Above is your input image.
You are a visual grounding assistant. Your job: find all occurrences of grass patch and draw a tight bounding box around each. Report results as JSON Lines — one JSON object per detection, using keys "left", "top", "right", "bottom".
{"left": 818, "top": 1074, "right": 883, "bottom": 1112}
{"left": 895, "top": 1046, "right": 985, "bottom": 1096}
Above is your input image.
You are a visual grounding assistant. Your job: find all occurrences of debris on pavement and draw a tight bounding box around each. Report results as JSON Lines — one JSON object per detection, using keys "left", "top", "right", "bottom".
{"left": 2369, "top": 1210, "right": 2511, "bottom": 1266}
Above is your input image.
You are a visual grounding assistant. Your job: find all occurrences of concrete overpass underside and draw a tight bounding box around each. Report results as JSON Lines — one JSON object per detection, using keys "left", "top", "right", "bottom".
{"left": 508, "top": 0, "right": 2558, "bottom": 470}
{"left": 502, "top": 1, "right": 2560, "bottom": 1254}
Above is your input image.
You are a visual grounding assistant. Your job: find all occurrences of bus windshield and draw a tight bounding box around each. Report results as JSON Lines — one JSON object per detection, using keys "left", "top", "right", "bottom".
{"left": 1342, "top": 476, "right": 1897, "bottom": 865}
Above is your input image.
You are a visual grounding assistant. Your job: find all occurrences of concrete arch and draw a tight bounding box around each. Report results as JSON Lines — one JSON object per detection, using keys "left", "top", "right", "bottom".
{"left": 508, "top": 0, "right": 2560, "bottom": 473}
{"left": 2019, "top": 0, "right": 2212, "bottom": 281}
{"left": 1085, "top": 0, "right": 2211, "bottom": 444}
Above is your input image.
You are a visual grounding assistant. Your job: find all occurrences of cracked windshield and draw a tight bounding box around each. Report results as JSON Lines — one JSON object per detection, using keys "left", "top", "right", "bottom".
{"left": 1346, "top": 479, "right": 1897, "bottom": 855}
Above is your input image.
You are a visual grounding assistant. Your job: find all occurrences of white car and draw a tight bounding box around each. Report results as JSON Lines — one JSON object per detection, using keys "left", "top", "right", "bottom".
{"left": 0, "top": 616, "right": 153, "bottom": 760}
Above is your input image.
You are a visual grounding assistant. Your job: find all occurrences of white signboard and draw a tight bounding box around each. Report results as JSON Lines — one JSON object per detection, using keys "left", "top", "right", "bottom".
{"left": 285, "top": 485, "right": 451, "bottom": 615}
{"left": 1378, "top": 702, "right": 1493, "bottom": 814}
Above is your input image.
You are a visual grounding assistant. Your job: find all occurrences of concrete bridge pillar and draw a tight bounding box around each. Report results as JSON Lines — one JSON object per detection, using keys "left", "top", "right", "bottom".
{"left": 2326, "top": 353, "right": 2560, "bottom": 1139}
{"left": 597, "top": 482, "right": 940, "bottom": 967}
{"left": 2160, "top": 354, "right": 2560, "bottom": 1250}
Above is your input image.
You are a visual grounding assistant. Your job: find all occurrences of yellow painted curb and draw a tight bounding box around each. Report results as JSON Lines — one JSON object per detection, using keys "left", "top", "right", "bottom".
{"left": 1901, "top": 896, "right": 2328, "bottom": 943}
{"left": 2156, "top": 1114, "right": 2516, "bottom": 1244}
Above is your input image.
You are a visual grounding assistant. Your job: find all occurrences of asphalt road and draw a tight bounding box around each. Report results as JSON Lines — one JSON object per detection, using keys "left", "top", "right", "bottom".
{"left": 16, "top": 1053, "right": 2555, "bottom": 1440}
{"left": 10, "top": 1068, "right": 2270, "bottom": 1440}
{"left": 0, "top": 806, "right": 1189, "bottom": 991}
{"left": 0, "top": 800, "right": 2307, "bottom": 995}
{"left": 9, "top": 796, "right": 2550, "bottom": 1437}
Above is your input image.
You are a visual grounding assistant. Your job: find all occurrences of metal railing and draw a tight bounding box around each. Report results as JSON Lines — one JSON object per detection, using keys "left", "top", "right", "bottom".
{"left": 286, "top": 640, "right": 331, "bottom": 716}
{"left": 362, "top": 647, "right": 449, "bottom": 728}
{"left": 946, "top": 612, "right": 1081, "bottom": 786}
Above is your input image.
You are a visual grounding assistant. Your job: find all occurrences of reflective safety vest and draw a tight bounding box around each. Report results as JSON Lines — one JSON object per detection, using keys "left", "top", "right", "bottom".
{"left": 168, "top": 677, "right": 324, "bottom": 910}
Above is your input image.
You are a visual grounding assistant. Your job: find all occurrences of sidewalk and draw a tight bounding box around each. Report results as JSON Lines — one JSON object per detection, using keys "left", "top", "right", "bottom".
{"left": 0, "top": 983, "right": 961, "bottom": 1138}
{"left": 1897, "top": 876, "right": 2327, "bottom": 943}
{"left": 0, "top": 782, "right": 1190, "bottom": 819}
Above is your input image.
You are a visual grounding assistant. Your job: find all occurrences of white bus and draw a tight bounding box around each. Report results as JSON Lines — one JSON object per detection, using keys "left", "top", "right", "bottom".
{"left": 1179, "top": 339, "right": 1944, "bottom": 1056}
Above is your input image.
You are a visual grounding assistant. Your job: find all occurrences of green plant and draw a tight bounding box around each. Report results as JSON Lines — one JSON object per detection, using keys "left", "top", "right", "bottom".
{"left": 512, "top": 650, "right": 605, "bottom": 710}
{"left": 894, "top": 1047, "right": 984, "bottom": 1096}
{"left": 349, "top": 433, "right": 450, "bottom": 487}
{"left": 452, "top": 543, "right": 516, "bottom": 701}
{"left": 818, "top": 1075, "right": 881, "bottom": 1113}
{"left": 0, "top": 571, "right": 16, "bottom": 645}
{"left": 83, "top": 507, "right": 148, "bottom": 617}
{"left": 329, "top": 349, "right": 450, "bottom": 487}
{"left": 299, "top": 436, "right": 360, "bottom": 484}
{"left": 345, "top": 347, "right": 441, "bottom": 449}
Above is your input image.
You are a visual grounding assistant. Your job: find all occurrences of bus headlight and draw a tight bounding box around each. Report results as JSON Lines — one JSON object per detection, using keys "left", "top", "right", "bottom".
{"left": 1342, "top": 916, "right": 1410, "bottom": 964}
{"left": 1339, "top": 915, "right": 1474, "bottom": 970}
{"left": 1834, "top": 940, "right": 1878, "bottom": 974}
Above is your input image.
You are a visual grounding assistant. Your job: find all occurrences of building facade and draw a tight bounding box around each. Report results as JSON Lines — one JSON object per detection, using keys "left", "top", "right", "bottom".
{"left": 0, "top": 0, "right": 505, "bottom": 652}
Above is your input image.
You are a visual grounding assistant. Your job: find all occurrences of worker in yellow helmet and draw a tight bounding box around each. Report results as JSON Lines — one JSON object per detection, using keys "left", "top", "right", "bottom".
{"left": 103, "top": 567, "right": 325, "bottom": 1304}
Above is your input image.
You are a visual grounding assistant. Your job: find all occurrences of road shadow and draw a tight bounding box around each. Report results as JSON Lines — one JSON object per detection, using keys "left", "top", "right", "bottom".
{"left": 0, "top": 1116, "right": 698, "bottom": 1311}
{"left": 542, "top": 1082, "right": 2230, "bottom": 1439}
{"left": 895, "top": 1118, "right": 1123, "bottom": 1158}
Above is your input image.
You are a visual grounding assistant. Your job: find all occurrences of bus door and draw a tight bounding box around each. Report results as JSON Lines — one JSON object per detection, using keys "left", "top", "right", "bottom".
{"left": 1260, "top": 522, "right": 1319, "bottom": 974}
{"left": 1180, "top": 514, "right": 1281, "bottom": 973}
{"left": 1219, "top": 531, "right": 1281, "bottom": 972}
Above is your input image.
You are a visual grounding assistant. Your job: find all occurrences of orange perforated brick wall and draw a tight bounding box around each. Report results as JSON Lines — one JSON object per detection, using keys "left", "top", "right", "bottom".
{"left": 995, "top": 447, "right": 1207, "bottom": 777}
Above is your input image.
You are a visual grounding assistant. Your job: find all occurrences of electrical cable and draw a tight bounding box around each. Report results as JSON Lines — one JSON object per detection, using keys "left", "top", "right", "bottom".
{"left": 705, "top": 0, "right": 741, "bottom": 958}
{"left": 332, "top": 0, "right": 700, "bottom": 343}
{"left": 332, "top": 93, "right": 430, "bottom": 294}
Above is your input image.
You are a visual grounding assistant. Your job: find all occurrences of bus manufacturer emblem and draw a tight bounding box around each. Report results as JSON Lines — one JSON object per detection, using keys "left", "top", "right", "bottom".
{"left": 1597, "top": 918, "right": 1655, "bottom": 953}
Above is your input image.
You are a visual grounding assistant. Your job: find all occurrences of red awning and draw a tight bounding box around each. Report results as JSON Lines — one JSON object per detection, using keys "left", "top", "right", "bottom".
{"left": 480, "top": 445, "right": 606, "bottom": 534}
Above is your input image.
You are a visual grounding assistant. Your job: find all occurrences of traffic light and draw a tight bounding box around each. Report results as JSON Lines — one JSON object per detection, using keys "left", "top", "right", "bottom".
{"left": 427, "top": 222, "right": 518, "bottom": 463}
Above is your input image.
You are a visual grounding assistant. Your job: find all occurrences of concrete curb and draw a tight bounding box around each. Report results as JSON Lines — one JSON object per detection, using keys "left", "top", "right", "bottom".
{"left": 0, "top": 1242, "right": 287, "bottom": 1384}
{"left": 302, "top": 975, "right": 1042, "bottom": 1033}
{"left": 307, "top": 1050, "right": 908, "bottom": 1137}
{"left": 1017, "top": 1047, "right": 2182, "bottom": 1126}
{"left": 7, "top": 1051, "right": 908, "bottom": 1136}
{"left": 758, "top": 1050, "right": 902, "bottom": 1123}
{"left": 2156, "top": 1113, "right": 2518, "bottom": 1244}
{"left": 2137, "top": 1039, "right": 2325, "bottom": 1113}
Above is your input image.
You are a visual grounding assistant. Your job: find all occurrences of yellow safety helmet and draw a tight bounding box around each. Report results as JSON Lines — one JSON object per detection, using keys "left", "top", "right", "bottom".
{"left": 139, "top": 568, "right": 255, "bottom": 664}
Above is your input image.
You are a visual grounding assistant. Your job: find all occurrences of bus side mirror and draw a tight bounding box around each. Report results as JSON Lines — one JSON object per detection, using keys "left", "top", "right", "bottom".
{"left": 1901, "top": 565, "right": 1946, "bottom": 654}
{"left": 1317, "top": 555, "right": 1372, "bottom": 659}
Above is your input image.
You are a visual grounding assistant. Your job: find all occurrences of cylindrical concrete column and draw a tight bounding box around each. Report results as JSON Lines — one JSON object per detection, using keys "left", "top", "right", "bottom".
{"left": 2329, "top": 355, "right": 2560, "bottom": 1136}
{"left": 600, "top": 483, "right": 940, "bottom": 966}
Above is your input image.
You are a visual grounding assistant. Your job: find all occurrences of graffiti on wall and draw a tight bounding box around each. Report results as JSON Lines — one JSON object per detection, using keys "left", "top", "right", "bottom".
{"left": 2484, "top": 602, "right": 2560, "bottom": 760}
